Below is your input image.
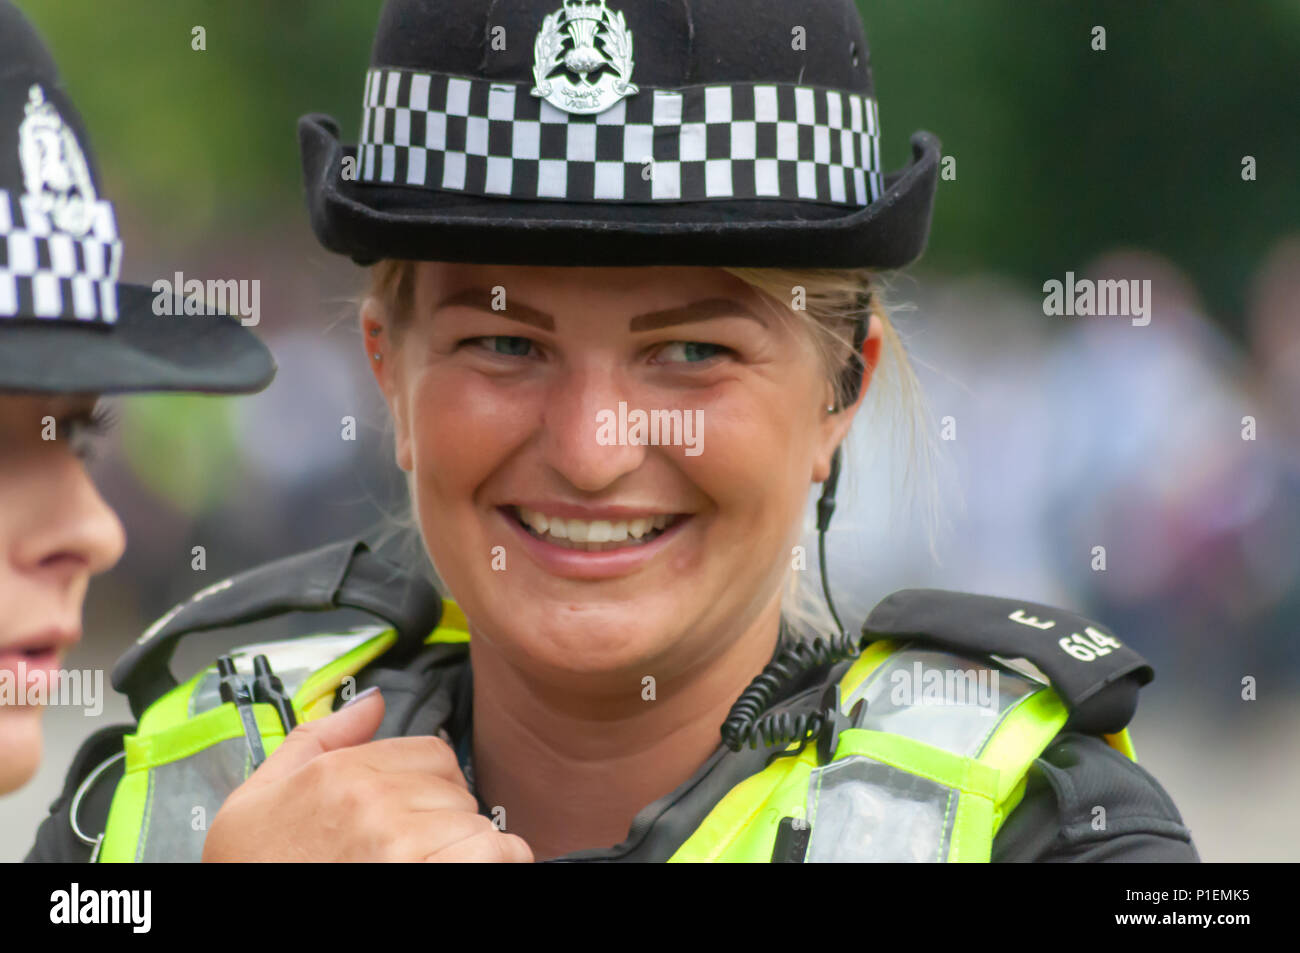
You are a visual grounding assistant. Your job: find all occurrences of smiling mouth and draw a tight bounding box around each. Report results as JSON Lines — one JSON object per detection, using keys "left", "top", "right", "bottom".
{"left": 509, "top": 505, "right": 686, "bottom": 552}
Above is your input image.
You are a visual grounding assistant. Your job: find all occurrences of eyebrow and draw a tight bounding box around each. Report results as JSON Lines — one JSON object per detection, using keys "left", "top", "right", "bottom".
{"left": 433, "top": 288, "right": 765, "bottom": 332}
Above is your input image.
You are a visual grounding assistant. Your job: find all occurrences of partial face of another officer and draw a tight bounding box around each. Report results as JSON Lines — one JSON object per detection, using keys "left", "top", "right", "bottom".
{"left": 0, "top": 394, "right": 124, "bottom": 794}
{"left": 364, "top": 264, "right": 866, "bottom": 689}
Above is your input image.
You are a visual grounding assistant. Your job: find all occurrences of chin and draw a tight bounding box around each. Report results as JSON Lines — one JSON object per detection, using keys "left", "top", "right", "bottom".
{"left": 0, "top": 707, "right": 44, "bottom": 795}
{"left": 499, "top": 598, "right": 685, "bottom": 676}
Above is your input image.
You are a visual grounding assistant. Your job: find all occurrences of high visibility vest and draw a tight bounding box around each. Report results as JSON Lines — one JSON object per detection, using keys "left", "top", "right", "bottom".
{"left": 93, "top": 600, "right": 1135, "bottom": 863}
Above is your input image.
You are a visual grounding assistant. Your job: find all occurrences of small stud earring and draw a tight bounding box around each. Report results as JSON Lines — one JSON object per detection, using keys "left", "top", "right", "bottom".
{"left": 373, "top": 352, "right": 382, "bottom": 362}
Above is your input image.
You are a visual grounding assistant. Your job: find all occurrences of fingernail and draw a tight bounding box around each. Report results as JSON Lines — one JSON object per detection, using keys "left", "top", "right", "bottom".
{"left": 341, "top": 686, "right": 380, "bottom": 709}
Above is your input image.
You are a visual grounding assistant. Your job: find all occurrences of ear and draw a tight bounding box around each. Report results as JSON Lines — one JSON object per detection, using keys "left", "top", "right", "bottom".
{"left": 811, "top": 312, "right": 883, "bottom": 483}
{"left": 361, "top": 298, "right": 413, "bottom": 473}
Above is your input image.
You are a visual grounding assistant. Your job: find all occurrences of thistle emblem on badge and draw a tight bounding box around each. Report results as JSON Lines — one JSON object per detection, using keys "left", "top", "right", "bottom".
{"left": 17, "top": 85, "right": 97, "bottom": 237}
{"left": 531, "top": 0, "right": 638, "bottom": 115}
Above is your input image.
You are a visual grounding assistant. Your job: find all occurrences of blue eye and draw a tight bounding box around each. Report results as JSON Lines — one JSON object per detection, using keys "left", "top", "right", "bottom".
{"left": 469, "top": 336, "right": 534, "bottom": 357}
{"left": 658, "top": 341, "right": 728, "bottom": 363}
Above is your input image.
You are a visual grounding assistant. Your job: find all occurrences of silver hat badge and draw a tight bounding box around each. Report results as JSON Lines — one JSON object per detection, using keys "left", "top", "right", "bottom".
{"left": 17, "top": 84, "right": 98, "bottom": 237}
{"left": 531, "top": 0, "right": 639, "bottom": 116}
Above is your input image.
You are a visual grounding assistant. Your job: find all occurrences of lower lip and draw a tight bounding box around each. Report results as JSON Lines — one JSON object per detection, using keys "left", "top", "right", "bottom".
{"left": 499, "top": 508, "right": 691, "bottom": 580}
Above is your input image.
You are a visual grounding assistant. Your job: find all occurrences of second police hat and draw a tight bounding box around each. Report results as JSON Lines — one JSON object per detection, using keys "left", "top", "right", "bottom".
{"left": 300, "top": 0, "right": 941, "bottom": 268}
{"left": 0, "top": 1, "right": 275, "bottom": 395}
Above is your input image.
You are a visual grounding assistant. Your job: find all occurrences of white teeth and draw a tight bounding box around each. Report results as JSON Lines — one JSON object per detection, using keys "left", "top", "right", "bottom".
{"left": 515, "top": 507, "right": 677, "bottom": 549}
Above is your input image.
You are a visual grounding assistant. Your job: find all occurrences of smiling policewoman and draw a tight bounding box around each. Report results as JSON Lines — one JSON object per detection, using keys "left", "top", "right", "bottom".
{"left": 29, "top": 0, "right": 1199, "bottom": 863}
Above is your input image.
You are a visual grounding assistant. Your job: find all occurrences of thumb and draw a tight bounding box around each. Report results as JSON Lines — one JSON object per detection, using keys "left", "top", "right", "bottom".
{"left": 246, "top": 687, "right": 385, "bottom": 787}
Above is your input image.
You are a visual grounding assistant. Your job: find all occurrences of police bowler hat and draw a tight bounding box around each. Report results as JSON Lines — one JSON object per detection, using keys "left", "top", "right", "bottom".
{"left": 0, "top": 1, "right": 275, "bottom": 395}
{"left": 300, "top": 0, "right": 941, "bottom": 268}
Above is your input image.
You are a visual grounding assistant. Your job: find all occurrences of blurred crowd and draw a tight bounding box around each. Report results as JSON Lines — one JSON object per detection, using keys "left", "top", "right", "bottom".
{"left": 832, "top": 238, "right": 1300, "bottom": 712}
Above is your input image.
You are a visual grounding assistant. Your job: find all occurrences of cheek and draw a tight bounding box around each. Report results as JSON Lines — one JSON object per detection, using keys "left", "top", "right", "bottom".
{"left": 705, "top": 395, "right": 816, "bottom": 499}
{"left": 409, "top": 365, "right": 523, "bottom": 459}
{"left": 404, "top": 366, "right": 535, "bottom": 530}
{"left": 676, "top": 395, "right": 819, "bottom": 568}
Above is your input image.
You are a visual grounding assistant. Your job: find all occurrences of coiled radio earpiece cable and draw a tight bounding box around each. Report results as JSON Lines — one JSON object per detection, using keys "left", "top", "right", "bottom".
{"left": 719, "top": 453, "right": 864, "bottom": 762}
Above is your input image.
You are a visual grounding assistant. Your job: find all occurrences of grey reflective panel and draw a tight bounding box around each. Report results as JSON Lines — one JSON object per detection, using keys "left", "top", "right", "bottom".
{"left": 843, "top": 648, "right": 1041, "bottom": 758}
{"left": 804, "top": 755, "right": 957, "bottom": 862}
{"left": 188, "top": 628, "right": 388, "bottom": 716}
{"left": 136, "top": 736, "right": 250, "bottom": 862}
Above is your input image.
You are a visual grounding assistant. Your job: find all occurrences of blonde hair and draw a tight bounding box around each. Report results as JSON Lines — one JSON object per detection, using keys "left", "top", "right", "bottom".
{"left": 366, "top": 261, "right": 940, "bottom": 642}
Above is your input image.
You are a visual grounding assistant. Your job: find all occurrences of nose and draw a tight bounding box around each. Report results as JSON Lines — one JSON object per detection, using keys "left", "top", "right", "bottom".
{"left": 539, "top": 363, "right": 646, "bottom": 493}
{"left": 11, "top": 451, "right": 126, "bottom": 587}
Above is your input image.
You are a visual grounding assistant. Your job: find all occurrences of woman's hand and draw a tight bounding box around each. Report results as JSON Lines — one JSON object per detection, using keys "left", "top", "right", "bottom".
{"left": 201, "top": 688, "right": 534, "bottom": 862}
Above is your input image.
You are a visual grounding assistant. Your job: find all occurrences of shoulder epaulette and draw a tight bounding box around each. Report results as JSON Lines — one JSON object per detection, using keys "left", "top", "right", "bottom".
{"left": 863, "top": 589, "right": 1154, "bottom": 735}
{"left": 112, "top": 538, "right": 443, "bottom": 720}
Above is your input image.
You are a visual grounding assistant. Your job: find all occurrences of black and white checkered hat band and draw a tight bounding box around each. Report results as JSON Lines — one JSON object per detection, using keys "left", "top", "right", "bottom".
{"left": 358, "top": 69, "right": 885, "bottom": 206}
{"left": 0, "top": 189, "right": 121, "bottom": 324}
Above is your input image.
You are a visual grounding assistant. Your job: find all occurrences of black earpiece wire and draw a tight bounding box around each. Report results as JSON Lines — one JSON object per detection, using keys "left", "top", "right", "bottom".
{"left": 818, "top": 298, "right": 870, "bottom": 638}
{"left": 816, "top": 446, "right": 846, "bottom": 638}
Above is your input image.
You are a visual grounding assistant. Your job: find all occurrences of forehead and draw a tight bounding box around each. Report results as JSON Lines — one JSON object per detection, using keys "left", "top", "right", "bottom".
{"left": 418, "top": 261, "right": 762, "bottom": 310}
